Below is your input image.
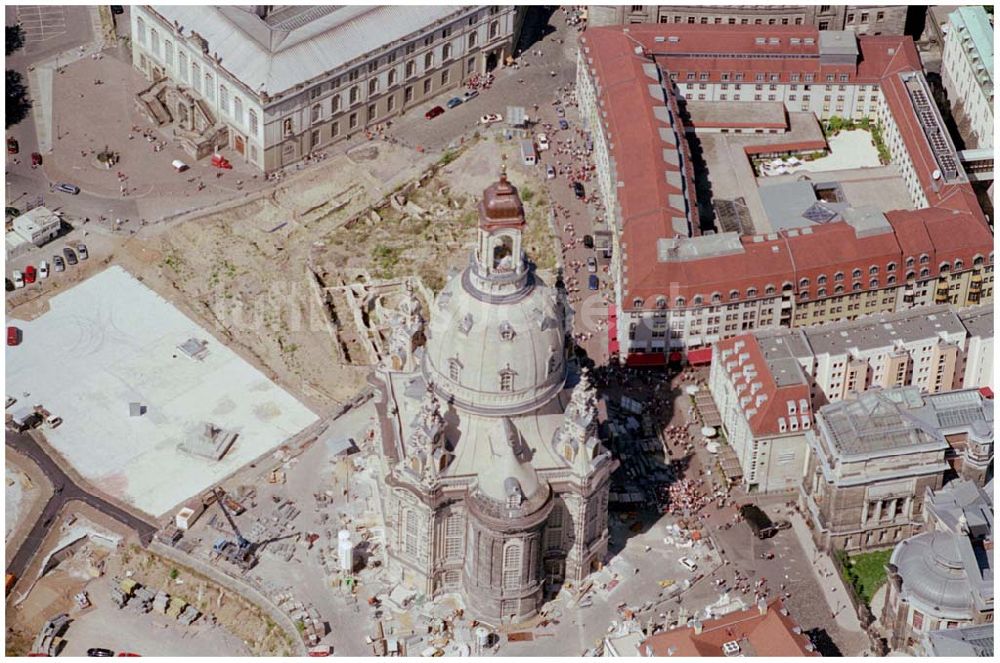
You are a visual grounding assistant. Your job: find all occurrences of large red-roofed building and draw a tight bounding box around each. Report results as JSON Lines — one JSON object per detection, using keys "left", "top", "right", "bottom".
{"left": 577, "top": 24, "right": 993, "bottom": 366}
{"left": 639, "top": 598, "right": 819, "bottom": 657}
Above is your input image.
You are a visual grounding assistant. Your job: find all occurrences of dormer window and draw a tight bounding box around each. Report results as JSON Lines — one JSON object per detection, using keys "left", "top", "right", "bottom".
{"left": 675, "top": 296, "right": 686, "bottom": 307}
{"left": 764, "top": 284, "right": 776, "bottom": 296}
{"left": 655, "top": 296, "right": 667, "bottom": 309}
{"left": 711, "top": 292, "right": 722, "bottom": 304}
{"left": 499, "top": 321, "right": 516, "bottom": 341}
{"left": 499, "top": 366, "right": 516, "bottom": 392}
{"left": 746, "top": 287, "right": 757, "bottom": 298}
{"left": 852, "top": 268, "right": 862, "bottom": 279}
{"left": 729, "top": 290, "right": 740, "bottom": 301}
{"left": 834, "top": 271, "right": 844, "bottom": 282}
{"left": 633, "top": 297, "right": 644, "bottom": 308}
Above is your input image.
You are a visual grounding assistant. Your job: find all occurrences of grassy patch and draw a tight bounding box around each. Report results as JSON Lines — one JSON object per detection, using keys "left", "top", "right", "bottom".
{"left": 371, "top": 244, "right": 401, "bottom": 278}
{"left": 838, "top": 548, "right": 892, "bottom": 606}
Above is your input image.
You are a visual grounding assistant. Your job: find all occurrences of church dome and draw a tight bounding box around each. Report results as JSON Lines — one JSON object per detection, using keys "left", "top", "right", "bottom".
{"left": 422, "top": 270, "right": 566, "bottom": 415}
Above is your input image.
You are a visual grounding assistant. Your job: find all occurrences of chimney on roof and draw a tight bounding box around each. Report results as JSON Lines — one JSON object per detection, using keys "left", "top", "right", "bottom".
{"left": 757, "top": 598, "right": 768, "bottom": 615}
{"left": 691, "top": 620, "right": 703, "bottom": 635}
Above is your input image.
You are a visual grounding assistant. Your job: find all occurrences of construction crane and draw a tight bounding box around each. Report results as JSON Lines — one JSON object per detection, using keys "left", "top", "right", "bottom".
{"left": 210, "top": 488, "right": 257, "bottom": 571}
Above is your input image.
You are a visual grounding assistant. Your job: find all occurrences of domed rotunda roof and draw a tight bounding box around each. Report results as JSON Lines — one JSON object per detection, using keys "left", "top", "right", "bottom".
{"left": 892, "top": 531, "right": 976, "bottom": 614}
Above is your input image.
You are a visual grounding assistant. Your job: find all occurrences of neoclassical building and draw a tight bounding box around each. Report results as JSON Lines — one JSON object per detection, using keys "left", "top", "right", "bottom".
{"left": 371, "top": 170, "right": 617, "bottom": 623}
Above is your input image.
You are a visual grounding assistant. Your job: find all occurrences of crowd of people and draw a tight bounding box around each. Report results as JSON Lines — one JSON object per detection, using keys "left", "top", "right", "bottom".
{"left": 465, "top": 71, "right": 495, "bottom": 92}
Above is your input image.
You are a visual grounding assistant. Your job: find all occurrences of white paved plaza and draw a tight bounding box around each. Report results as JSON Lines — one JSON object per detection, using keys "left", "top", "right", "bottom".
{"left": 6, "top": 267, "right": 319, "bottom": 516}
{"left": 798, "top": 129, "right": 882, "bottom": 172}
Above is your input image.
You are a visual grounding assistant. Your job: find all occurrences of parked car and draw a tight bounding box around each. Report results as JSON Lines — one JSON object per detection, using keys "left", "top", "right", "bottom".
{"left": 480, "top": 113, "right": 503, "bottom": 125}
{"left": 583, "top": 234, "right": 594, "bottom": 249}
{"left": 774, "top": 519, "right": 792, "bottom": 531}
{"left": 424, "top": 106, "right": 445, "bottom": 120}
{"left": 536, "top": 133, "right": 550, "bottom": 151}
{"left": 7, "top": 326, "right": 21, "bottom": 346}
{"left": 573, "top": 181, "right": 585, "bottom": 199}
{"left": 679, "top": 556, "right": 698, "bottom": 572}
{"left": 5, "top": 206, "right": 20, "bottom": 218}
{"left": 87, "top": 648, "right": 115, "bottom": 657}
{"left": 24, "top": 265, "right": 36, "bottom": 284}
{"left": 556, "top": 106, "right": 566, "bottom": 118}
{"left": 586, "top": 257, "right": 597, "bottom": 273}
{"left": 12, "top": 271, "right": 24, "bottom": 289}
{"left": 446, "top": 96, "right": 463, "bottom": 109}
{"left": 39, "top": 261, "right": 49, "bottom": 279}
{"left": 546, "top": 165, "right": 556, "bottom": 180}
{"left": 63, "top": 247, "right": 78, "bottom": 265}
{"left": 5, "top": 278, "right": 12, "bottom": 292}
{"left": 559, "top": 119, "right": 569, "bottom": 130}
{"left": 588, "top": 274, "right": 598, "bottom": 290}
{"left": 463, "top": 90, "right": 479, "bottom": 101}
{"left": 31, "top": 152, "right": 42, "bottom": 167}
{"left": 77, "top": 243, "right": 89, "bottom": 260}
{"left": 45, "top": 415, "right": 62, "bottom": 428}
{"left": 53, "top": 255, "right": 65, "bottom": 272}
{"left": 116, "top": 654, "right": 141, "bottom": 658}
{"left": 55, "top": 182, "right": 81, "bottom": 195}
{"left": 7, "top": 137, "right": 19, "bottom": 154}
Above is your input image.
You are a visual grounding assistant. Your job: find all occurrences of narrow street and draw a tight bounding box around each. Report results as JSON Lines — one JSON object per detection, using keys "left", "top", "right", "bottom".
{"left": 4, "top": 431, "right": 158, "bottom": 584}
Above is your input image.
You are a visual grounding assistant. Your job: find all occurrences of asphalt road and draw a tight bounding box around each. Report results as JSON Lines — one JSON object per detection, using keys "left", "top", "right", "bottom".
{"left": 5, "top": 430, "right": 158, "bottom": 581}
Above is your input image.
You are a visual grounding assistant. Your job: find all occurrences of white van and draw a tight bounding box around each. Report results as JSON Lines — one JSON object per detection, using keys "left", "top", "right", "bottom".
{"left": 520, "top": 140, "right": 537, "bottom": 166}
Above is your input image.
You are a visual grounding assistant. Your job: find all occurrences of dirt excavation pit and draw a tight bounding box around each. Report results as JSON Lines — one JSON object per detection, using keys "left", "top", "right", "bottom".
{"left": 120, "top": 137, "right": 556, "bottom": 413}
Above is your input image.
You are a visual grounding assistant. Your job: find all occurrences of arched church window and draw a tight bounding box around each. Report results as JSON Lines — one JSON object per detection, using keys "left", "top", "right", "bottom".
{"left": 502, "top": 541, "right": 522, "bottom": 590}
{"left": 547, "top": 351, "right": 559, "bottom": 377}
{"left": 493, "top": 235, "right": 514, "bottom": 271}
{"left": 448, "top": 356, "right": 462, "bottom": 382}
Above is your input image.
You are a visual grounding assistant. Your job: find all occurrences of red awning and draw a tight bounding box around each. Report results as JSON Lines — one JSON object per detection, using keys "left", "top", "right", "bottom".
{"left": 625, "top": 352, "right": 666, "bottom": 367}
{"left": 687, "top": 347, "right": 713, "bottom": 365}
{"left": 669, "top": 351, "right": 683, "bottom": 364}
{"left": 980, "top": 386, "right": 994, "bottom": 399}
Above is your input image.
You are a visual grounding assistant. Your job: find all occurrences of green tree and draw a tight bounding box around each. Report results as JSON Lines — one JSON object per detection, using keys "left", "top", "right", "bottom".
{"left": 6, "top": 70, "right": 32, "bottom": 129}
{"left": 6, "top": 25, "right": 25, "bottom": 56}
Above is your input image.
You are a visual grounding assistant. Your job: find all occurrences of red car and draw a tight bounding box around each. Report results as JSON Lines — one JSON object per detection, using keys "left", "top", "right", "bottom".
{"left": 116, "top": 653, "right": 141, "bottom": 657}
{"left": 7, "top": 326, "right": 21, "bottom": 346}
{"left": 24, "top": 265, "right": 36, "bottom": 284}
{"left": 424, "top": 106, "right": 445, "bottom": 120}
{"left": 31, "top": 152, "right": 42, "bottom": 166}
{"left": 6, "top": 137, "right": 18, "bottom": 155}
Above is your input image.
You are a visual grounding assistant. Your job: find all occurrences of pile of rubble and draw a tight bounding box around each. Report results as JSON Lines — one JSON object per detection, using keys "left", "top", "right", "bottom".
{"left": 110, "top": 576, "right": 200, "bottom": 625}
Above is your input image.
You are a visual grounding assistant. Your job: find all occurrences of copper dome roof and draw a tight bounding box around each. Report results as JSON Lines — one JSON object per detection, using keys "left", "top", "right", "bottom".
{"left": 478, "top": 171, "right": 526, "bottom": 230}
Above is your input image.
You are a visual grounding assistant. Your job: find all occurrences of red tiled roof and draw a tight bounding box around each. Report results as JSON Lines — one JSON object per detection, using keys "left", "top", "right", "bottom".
{"left": 713, "top": 335, "right": 810, "bottom": 436}
{"left": 640, "top": 599, "right": 817, "bottom": 657}
{"left": 581, "top": 25, "right": 992, "bottom": 314}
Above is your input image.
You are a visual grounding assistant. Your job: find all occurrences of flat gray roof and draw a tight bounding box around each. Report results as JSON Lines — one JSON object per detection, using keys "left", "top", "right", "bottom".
{"left": 958, "top": 305, "right": 994, "bottom": 339}
{"left": 805, "top": 305, "right": 967, "bottom": 356}
{"left": 150, "top": 5, "right": 465, "bottom": 97}
{"left": 685, "top": 100, "right": 786, "bottom": 128}
{"left": 926, "top": 624, "right": 995, "bottom": 657}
